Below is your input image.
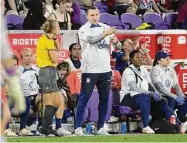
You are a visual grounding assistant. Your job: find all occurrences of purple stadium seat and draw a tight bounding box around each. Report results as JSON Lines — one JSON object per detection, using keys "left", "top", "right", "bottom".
{"left": 154, "top": 22, "right": 171, "bottom": 30}
{"left": 99, "top": 13, "right": 129, "bottom": 29}
{"left": 5, "top": 14, "right": 24, "bottom": 30}
{"left": 80, "top": 13, "right": 87, "bottom": 24}
{"left": 88, "top": 89, "right": 113, "bottom": 122}
{"left": 164, "top": 13, "right": 178, "bottom": 29}
{"left": 164, "top": 13, "right": 178, "bottom": 23}
{"left": 74, "top": 89, "right": 112, "bottom": 124}
{"left": 121, "top": 13, "right": 142, "bottom": 29}
{"left": 143, "top": 13, "right": 171, "bottom": 29}
{"left": 94, "top": 1, "right": 104, "bottom": 6}
{"left": 112, "top": 88, "right": 141, "bottom": 132}
{"left": 100, "top": 13, "right": 119, "bottom": 24}
{"left": 96, "top": 5, "right": 108, "bottom": 13}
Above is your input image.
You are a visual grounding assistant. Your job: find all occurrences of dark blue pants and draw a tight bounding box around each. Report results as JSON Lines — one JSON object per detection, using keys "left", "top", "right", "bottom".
{"left": 20, "top": 97, "right": 31, "bottom": 129}
{"left": 165, "top": 96, "right": 187, "bottom": 122}
{"left": 151, "top": 98, "right": 175, "bottom": 121}
{"left": 121, "top": 93, "right": 178, "bottom": 127}
{"left": 75, "top": 72, "right": 112, "bottom": 130}
{"left": 121, "top": 93, "right": 151, "bottom": 127}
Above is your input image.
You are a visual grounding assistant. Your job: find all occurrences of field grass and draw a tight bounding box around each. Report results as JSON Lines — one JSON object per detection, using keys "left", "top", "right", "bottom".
{"left": 7, "top": 134, "right": 187, "bottom": 142}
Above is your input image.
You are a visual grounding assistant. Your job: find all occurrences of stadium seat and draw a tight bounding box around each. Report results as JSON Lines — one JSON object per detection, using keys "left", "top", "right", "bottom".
{"left": 99, "top": 13, "right": 129, "bottom": 29}
{"left": 164, "top": 13, "right": 178, "bottom": 29}
{"left": 96, "top": 5, "right": 108, "bottom": 13}
{"left": 121, "top": 13, "right": 142, "bottom": 29}
{"left": 164, "top": 13, "right": 178, "bottom": 23}
{"left": 74, "top": 89, "right": 113, "bottom": 123}
{"left": 5, "top": 14, "right": 24, "bottom": 30}
{"left": 112, "top": 88, "right": 141, "bottom": 132}
{"left": 143, "top": 13, "right": 171, "bottom": 29}
{"left": 80, "top": 13, "right": 87, "bottom": 24}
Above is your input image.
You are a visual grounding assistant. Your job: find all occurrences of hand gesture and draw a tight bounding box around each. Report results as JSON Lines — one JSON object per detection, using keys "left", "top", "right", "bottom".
{"left": 111, "top": 35, "right": 118, "bottom": 44}
{"left": 150, "top": 92, "right": 163, "bottom": 101}
{"left": 176, "top": 96, "right": 185, "bottom": 105}
{"left": 105, "top": 27, "right": 116, "bottom": 36}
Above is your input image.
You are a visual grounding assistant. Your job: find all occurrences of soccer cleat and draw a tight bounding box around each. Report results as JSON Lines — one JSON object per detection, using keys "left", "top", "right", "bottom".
{"left": 4, "top": 129, "right": 18, "bottom": 137}
{"left": 96, "top": 128, "right": 111, "bottom": 136}
{"left": 180, "top": 121, "right": 187, "bottom": 134}
{"left": 56, "top": 128, "right": 72, "bottom": 136}
{"left": 142, "top": 126, "right": 155, "bottom": 134}
{"left": 75, "top": 127, "right": 84, "bottom": 136}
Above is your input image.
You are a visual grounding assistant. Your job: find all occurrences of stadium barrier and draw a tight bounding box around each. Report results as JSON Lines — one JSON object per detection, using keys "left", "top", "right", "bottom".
{"left": 8, "top": 30, "right": 187, "bottom": 93}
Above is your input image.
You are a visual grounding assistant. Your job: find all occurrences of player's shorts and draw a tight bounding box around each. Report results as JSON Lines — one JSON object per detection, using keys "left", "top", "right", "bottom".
{"left": 38, "top": 66, "right": 59, "bottom": 94}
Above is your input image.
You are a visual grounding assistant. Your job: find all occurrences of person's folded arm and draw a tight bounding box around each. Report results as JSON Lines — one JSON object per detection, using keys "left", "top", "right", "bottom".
{"left": 87, "top": 32, "right": 108, "bottom": 44}
{"left": 154, "top": 82, "right": 177, "bottom": 99}
{"left": 48, "top": 50, "right": 57, "bottom": 63}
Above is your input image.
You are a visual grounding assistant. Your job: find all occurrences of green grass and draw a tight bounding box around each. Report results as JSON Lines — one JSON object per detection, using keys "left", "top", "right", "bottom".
{"left": 7, "top": 134, "right": 187, "bottom": 142}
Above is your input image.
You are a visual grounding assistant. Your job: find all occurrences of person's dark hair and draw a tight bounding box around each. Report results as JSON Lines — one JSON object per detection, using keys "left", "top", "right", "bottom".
{"left": 129, "top": 50, "right": 140, "bottom": 60}
{"left": 153, "top": 59, "right": 158, "bottom": 67}
{"left": 69, "top": 43, "right": 79, "bottom": 51}
{"left": 57, "top": 61, "right": 71, "bottom": 76}
{"left": 86, "top": 6, "right": 97, "bottom": 14}
{"left": 25, "top": 0, "right": 46, "bottom": 29}
{"left": 12, "top": 54, "right": 19, "bottom": 65}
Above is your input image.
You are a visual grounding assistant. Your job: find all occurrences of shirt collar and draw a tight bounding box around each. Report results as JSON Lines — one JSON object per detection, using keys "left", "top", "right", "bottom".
{"left": 86, "top": 22, "right": 101, "bottom": 28}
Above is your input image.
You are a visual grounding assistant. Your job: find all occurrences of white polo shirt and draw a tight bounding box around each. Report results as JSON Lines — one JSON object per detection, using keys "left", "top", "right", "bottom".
{"left": 120, "top": 64, "right": 151, "bottom": 101}
{"left": 18, "top": 65, "right": 40, "bottom": 97}
{"left": 150, "top": 65, "right": 178, "bottom": 93}
{"left": 78, "top": 22, "right": 113, "bottom": 73}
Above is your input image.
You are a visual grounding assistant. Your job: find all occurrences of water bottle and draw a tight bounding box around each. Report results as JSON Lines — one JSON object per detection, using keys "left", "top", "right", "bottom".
{"left": 31, "top": 117, "right": 38, "bottom": 135}
{"left": 86, "top": 123, "right": 92, "bottom": 134}
{"left": 120, "top": 122, "right": 127, "bottom": 134}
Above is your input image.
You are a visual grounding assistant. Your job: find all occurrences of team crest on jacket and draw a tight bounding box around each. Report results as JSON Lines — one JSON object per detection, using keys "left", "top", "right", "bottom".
{"left": 165, "top": 79, "right": 171, "bottom": 88}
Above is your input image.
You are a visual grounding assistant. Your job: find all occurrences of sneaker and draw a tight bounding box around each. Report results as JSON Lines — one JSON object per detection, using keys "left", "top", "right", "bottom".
{"left": 19, "top": 128, "right": 33, "bottom": 136}
{"left": 56, "top": 128, "right": 71, "bottom": 136}
{"left": 142, "top": 126, "right": 155, "bottom": 134}
{"left": 96, "top": 128, "right": 111, "bottom": 136}
{"left": 75, "top": 127, "right": 84, "bottom": 136}
{"left": 47, "top": 133, "right": 56, "bottom": 137}
{"left": 103, "top": 123, "right": 110, "bottom": 132}
{"left": 180, "top": 121, "right": 187, "bottom": 134}
{"left": 4, "top": 129, "right": 18, "bottom": 137}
